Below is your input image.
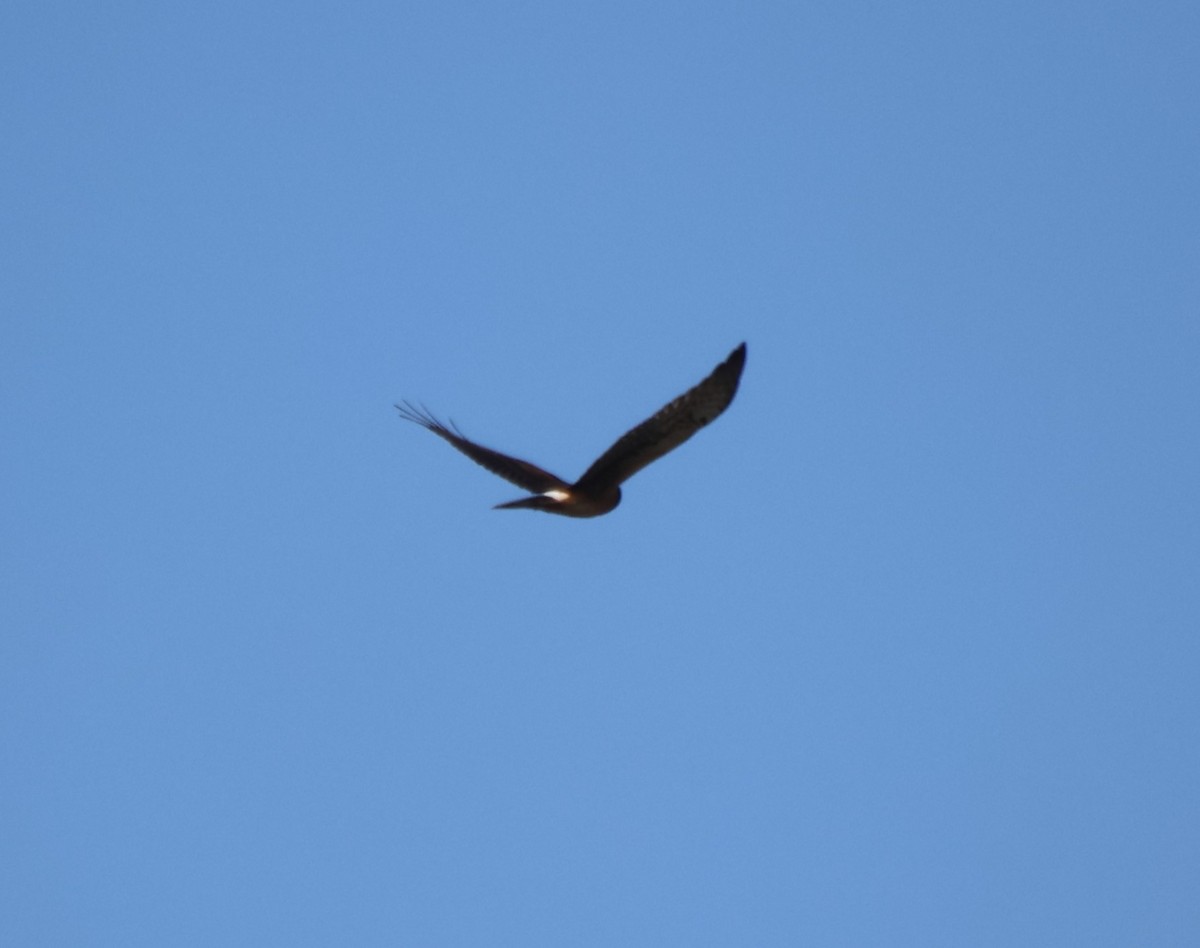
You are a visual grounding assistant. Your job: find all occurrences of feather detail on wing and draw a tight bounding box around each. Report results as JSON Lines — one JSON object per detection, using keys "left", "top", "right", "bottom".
{"left": 575, "top": 342, "right": 746, "bottom": 492}
{"left": 395, "top": 402, "right": 569, "bottom": 494}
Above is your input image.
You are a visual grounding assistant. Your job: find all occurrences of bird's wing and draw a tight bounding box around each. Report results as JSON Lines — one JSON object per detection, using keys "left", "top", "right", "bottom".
{"left": 574, "top": 342, "right": 746, "bottom": 492}
{"left": 395, "top": 402, "right": 569, "bottom": 494}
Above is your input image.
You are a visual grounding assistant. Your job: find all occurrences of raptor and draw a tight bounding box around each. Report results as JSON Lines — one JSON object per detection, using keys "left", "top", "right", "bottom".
{"left": 396, "top": 342, "right": 746, "bottom": 517}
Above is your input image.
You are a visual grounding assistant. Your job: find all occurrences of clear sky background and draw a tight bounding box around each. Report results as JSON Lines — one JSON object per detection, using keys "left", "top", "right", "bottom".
{"left": 3, "top": 2, "right": 1198, "bottom": 945}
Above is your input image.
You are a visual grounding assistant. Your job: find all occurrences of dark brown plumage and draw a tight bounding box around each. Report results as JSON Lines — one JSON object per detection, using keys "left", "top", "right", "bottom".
{"left": 396, "top": 342, "right": 746, "bottom": 517}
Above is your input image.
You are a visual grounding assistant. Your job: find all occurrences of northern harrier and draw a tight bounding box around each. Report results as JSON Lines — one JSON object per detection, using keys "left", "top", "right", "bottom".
{"left": 396, "top": 342, "right": 746, "bottom": 517}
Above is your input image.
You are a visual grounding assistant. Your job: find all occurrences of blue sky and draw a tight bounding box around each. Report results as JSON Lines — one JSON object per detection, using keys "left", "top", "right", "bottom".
{"left": 3, "top": 1, "right": 1198, "bottom": 944}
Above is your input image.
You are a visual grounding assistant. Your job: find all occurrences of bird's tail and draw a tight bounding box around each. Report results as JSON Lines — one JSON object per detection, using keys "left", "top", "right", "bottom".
{"left": 493, "top": 495, "right": 559, "bottom": 513}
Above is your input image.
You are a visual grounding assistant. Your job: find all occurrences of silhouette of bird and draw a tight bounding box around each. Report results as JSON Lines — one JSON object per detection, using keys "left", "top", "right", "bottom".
{"left": 396, "top": 342, "right": 746, "bottom": 517}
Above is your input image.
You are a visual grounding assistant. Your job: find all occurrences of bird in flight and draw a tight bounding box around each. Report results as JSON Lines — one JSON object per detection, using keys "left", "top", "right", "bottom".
{"left": 396, "top": 342, "right": 746, "bottom": 517}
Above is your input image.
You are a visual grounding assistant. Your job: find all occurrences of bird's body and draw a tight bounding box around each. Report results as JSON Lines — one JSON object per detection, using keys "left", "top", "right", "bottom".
{"left": 396, "top": 342, "right": 746, "bottom": 517}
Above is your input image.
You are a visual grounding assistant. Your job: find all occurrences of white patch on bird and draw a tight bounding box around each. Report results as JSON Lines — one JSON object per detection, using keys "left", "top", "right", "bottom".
{"left": 544, "top": 489, "right": 570, "bottom": 501}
